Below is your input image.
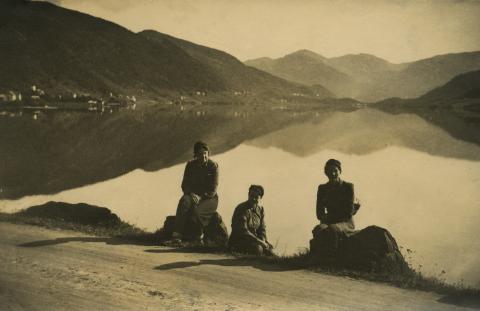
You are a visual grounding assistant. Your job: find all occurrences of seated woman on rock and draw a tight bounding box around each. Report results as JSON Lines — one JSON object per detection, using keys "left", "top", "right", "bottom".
{"left": 311, "top": 159, "right": 360, "bottom": 256}
{"left": 168, "top": 141, "right": 221, "bottom": 245}
{"left": 229, "top": 185, "right": 274, "bottom": 256}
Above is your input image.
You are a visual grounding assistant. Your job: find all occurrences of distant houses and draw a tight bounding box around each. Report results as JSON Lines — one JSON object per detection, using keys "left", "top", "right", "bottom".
{"left": 29, "top": 85, "right": 45, "bottom": 102}
{"left": 31, "top": 85, "right": 45, "bottom": 96}
{"left": 0, "top": 91, "right": 22, "bottom": 102}
{"left": 0, "top": 85, "right": 137, "bottom": 118}
{"left": 233, "top": 90, "right": 250, "bottom": 96}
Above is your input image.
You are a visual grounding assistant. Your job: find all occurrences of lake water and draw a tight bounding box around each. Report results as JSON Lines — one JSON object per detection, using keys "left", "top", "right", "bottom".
{"left": 1, "top": 108, "right": 479, "bottom": 288}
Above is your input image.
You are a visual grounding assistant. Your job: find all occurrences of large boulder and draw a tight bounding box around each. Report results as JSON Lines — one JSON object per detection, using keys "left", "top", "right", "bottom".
{"left": 16, "top": 201, "right": 122, "bottom": 227}
{"left": 338, "top": 226, "right": 408, "bottom": 272}
{"left": 162, "top": 216, "right": 176, "bottom": 238}
{"left": 310, "top": 225, "right": 408, "bottom": 272}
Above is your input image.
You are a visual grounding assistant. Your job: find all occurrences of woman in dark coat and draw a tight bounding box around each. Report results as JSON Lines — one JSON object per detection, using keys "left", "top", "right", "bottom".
{"left": 171, "top": 141, "right": 219, "bottom": 243}
{"left": 229, "top": 185, "right": 273, "bottom": 256}
{"left": 313, "top": 159, "right": 360, "bottom": 254}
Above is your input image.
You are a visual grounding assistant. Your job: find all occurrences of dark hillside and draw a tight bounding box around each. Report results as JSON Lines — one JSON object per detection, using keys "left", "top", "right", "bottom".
{"left": 0, "top": 1, "right": 334, "bottom": 99}
{"left": 0, "top": 1, "right": 223, "bottom": 95}
{"left": 417, "top": 70, "right": 480, "bottom": 101}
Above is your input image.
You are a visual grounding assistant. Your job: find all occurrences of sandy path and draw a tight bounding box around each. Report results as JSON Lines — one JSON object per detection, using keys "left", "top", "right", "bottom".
{"left": 0, "top": 222, "right": 471, "bottom": 311}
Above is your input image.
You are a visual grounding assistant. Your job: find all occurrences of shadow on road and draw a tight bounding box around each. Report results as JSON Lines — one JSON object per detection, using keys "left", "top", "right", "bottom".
{"left": 18, "top": 237, "right": 296, "bottom": 273}
{"left": 17, "top": 236, "right": 159, "bottom": 247}
{"left": 144, "top": 247, "right": 226, "bottom": 254}
{"left": 153, "top": 257, "right": 296, "bottom": 272}
{"left": 438, "top": 293, "right": 480, "bottom": 309}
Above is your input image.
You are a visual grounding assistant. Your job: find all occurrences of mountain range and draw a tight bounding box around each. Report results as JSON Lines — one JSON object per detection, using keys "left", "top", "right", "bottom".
{"left": 139, "top": 31, "right": 332, "bottom": 98}
{"left": 1, "top": 0, "right": 478, "bottom": 104}
{"left": 0, "top": 1, "right": 332, "bottom": 99}
{"left": 245, "top": 50, "right": 480, "bottom": 102}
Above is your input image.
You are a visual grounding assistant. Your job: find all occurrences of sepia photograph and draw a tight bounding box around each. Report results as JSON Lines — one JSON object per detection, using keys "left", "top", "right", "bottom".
{"left": 1, "top": 0, "right": 480, "bottom": 309}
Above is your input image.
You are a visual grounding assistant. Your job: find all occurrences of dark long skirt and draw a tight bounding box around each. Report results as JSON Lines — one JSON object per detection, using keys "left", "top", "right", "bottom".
{"left": 174, "top": 194, "right": 218, "bottom": 234}
{"left": 311, "top": 218, "right": 355, "bottom": 256}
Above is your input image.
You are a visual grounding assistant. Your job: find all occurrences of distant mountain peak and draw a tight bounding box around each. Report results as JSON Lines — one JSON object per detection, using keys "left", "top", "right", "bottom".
{"left": 286, "top": 49, "right": 327, "bottom": 61}
{"left": 331, "top": 53, "right": 389, "bottom": 61}
{"left": 139, "top": 29, "right": 334, "bottom": 97}
{"left": 251, "top": 56, "right": 274, "bottom": 61}
{"left": 292, "top": 49, "right": 321, "bottom": 55}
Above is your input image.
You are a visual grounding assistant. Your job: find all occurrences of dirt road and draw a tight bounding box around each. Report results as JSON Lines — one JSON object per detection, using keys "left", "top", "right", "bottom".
{"left": 0, "top": 222, "right": 472, "bottom": 310}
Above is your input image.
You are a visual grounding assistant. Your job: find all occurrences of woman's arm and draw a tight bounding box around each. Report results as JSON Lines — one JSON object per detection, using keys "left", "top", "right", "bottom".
{"left": 316, "top": 185, "right": 327, "bottom": 221}
{"left": 257, "top": 206, "right": 267, "bottom": 241}
{"left": 181, "top": 162, "right": 192, "bottom": 194}
{"left": 203, "top": 161, "right": 219, "bottom": 199}
{"left": 338, "top": 182, "right": 355, "bottom": 220}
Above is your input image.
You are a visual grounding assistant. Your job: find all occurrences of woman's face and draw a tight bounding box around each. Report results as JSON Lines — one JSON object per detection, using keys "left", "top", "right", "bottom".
{"left": 195, "top": 149, "right": 209, "bottom": 164}
{"left": 325, "top": 165, "right": 341, "bottom": 182}
{"left": 248, "top": 190, "right": 262, "bottom": 205}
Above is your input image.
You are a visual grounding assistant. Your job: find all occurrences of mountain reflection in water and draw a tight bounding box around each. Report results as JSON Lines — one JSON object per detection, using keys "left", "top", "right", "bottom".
{"left": 1, "top": 108, "right": 479, "bottom": 288}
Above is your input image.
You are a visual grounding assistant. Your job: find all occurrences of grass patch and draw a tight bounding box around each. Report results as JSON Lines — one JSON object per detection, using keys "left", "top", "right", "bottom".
{"left": 257, "top": 249, "right": 480, "bottom": 304}
{"left": 0, "top": 201, "right": 164, "bottom": 246}
{"left": 0, "top": 211, "right": 147, "bottom": 237}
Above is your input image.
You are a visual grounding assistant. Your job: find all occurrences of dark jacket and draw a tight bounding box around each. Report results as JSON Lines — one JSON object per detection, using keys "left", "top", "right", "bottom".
{"left": 316, "top": 180, "right": 355, "bottom": 224}
{"left": 181, "top": 159, "right": 219, "bottom": 199}
{"left": 230, "top": 201, "right": 267, "bottom": 242}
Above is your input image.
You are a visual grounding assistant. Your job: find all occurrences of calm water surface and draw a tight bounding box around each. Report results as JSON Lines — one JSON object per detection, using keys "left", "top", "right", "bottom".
{"left": 2, "top": 109, "right": 479, "bottom": 287}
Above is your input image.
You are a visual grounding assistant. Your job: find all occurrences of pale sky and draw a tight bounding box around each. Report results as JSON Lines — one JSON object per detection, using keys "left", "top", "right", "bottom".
{"left": 46, "top": 0, "right": 480, "bottom": 63}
